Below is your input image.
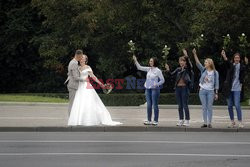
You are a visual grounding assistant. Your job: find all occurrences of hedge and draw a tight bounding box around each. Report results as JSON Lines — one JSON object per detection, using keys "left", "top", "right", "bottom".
{"left": 22, "top": 93, "right": 228, "bottom": 106}
{"left": 100, "top": 93, "right": 227, "bottom": 106}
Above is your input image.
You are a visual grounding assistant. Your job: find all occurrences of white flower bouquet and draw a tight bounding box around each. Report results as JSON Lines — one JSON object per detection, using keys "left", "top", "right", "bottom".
{"left": 102, "top": 83, "right": 113, "bottom": 94}
{"left": 128, "top": 40, "right": 136, "bottom": 54}
{"left": 222, "top": 34, "right": 231, "bottom": 51}
{"left": 162, "top": 45, "right": 171, "bottom": 62}
{"left": 190, "top": 34, "right": 204, "bottom": 49}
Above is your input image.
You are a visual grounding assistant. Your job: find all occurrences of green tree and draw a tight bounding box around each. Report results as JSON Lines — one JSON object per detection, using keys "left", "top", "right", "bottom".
{"left": 0, "top": 0, "right": 42, "bottom": 92}
{"left": 1, "top": 0, "right": 249, "bottom": 94}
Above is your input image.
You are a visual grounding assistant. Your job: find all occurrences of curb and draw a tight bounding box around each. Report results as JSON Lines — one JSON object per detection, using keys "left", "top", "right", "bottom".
{"left": 0, "top": 126, "right": 249, "bottom": 132}
{"left": 1, "top": 102, "right": 249, "bottom": 110}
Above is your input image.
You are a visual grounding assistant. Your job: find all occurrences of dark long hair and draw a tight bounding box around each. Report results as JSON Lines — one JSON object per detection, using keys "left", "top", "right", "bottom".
{"left": 150, "top": 57, "right": 159, "bottom": 67}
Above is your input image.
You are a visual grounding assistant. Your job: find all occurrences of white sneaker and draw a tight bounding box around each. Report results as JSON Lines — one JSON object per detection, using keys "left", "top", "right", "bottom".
{"left": 152, "top": 121, "right": 158, "bottom": 126}
{"left": 183, "top": 120, "right": 190, "bottom": 127}
{"left": 176, "top": 120, "right": 184, "bottom": 126}
{"left": 144, "top": 120, "right": 152, "bottom": 125}
{"left": 238, "top": 122, "right": 244, "bottom": 128}
{"left": 228, "top": 121, "right": 236, "bottom": 128}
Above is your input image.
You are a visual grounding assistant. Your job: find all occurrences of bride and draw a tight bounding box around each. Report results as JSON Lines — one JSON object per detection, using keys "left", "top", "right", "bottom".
{"left": 68, "top": 54, "right": 122, "bottom": 126}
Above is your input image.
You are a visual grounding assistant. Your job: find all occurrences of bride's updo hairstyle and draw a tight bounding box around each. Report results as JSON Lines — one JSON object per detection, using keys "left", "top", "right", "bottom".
{"left": 83, "top": 54, "right": 88, "bottom": 64}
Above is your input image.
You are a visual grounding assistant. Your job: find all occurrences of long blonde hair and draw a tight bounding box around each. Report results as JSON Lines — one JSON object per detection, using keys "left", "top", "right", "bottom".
{"left": 205, "top": 58, "right": 216, "bottom": 71}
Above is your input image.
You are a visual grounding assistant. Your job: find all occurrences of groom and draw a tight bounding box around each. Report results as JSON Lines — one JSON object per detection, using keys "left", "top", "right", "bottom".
{"left": 65, "top": 49, "right": 84, "bottom": 115}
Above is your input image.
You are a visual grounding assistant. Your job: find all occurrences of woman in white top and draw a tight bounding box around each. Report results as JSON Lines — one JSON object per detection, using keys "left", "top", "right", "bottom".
{"left": 133, "top": 55, "right": 165, "bottom": 126}
{"left": 68, "top": 55, "right": 122, "bottom": 126}
{"left": 192, "top": 48, "right": 219, "bottom": 128}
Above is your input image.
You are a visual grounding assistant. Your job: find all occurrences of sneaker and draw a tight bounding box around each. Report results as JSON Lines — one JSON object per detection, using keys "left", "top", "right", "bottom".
{"left": 238, "top": 122, "right": 244, "bottom": 128}
{"left": 152, "top": 121, "right": 158, "bottom": 126}
{"left": 144, "top": 120, "right": 152, "bottom": 125}
{"left": 176, "top": 120, "right": 184, "bottom": 126}
{"left": 208, "top": 124, "right": 212, "bottom": 128}
{"left": 201, "top": 124, "right": 207, "bottom": 128}
{"left": 183, "top": 120, "right": 190, "bottom": 127}
{"left": 228, "top": 122, "right": 236, "bottom": 128}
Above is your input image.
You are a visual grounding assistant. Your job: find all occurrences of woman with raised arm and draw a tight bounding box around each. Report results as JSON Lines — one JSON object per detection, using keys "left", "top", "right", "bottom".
{"left": 221, "top": 50, "right": 248, "bottom": 128}
{"left": 165, "top": 49, "right": 194, "bottom": 127}
{"left": 133, "top": 55, "right": 165, "bottom": 126}
{"left": 192, "top": 48, "right": 219, "bottom": 128}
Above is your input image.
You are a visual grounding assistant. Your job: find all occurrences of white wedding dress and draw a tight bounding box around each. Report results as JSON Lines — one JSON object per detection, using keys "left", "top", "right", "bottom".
{"left": 68, "top": 67, "right": 122, "bottom": 126}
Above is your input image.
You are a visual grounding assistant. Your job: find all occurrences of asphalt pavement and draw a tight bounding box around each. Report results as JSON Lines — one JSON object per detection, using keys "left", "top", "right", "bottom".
{"left": 0, "top": 132, "right": 250, "bottom": 167}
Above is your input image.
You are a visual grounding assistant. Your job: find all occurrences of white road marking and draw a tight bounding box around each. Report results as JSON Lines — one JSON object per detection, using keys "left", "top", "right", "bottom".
{"left": 0, "top": 140, "right": 250, "bottom": 145}
{"left": 0, "top": 152, "right": 250, "bottom": 157}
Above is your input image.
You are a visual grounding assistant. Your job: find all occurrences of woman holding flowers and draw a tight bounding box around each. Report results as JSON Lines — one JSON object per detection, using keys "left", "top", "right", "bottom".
{"left": 165, "top": 49, "right": 194, "bottom": 127}
{"left": 133, "top": 55, "right": 165, "bottom": 126}
{"left": 192, "top": 48, "right": 219, "bottom": 128}
{"left": 221, "top": 50, "right": 248, "bottom": 128}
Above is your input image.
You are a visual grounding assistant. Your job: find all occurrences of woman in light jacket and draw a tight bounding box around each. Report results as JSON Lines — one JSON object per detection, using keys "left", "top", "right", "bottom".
{"left": 133, "top": 55, "right": 165, "bottom": 126}
{"left": 192, "top": 48, "right": 219, "bottom": 128}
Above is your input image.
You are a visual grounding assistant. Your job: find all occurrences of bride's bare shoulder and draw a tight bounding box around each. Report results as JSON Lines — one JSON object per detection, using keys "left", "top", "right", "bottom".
{"left": 87, "top": 65, "right": 92, "bottom": 69}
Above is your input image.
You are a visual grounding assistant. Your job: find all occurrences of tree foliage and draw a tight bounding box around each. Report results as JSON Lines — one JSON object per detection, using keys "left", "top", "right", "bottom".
{"left": 0, "top": 0, "right": 249, "bottom": 93}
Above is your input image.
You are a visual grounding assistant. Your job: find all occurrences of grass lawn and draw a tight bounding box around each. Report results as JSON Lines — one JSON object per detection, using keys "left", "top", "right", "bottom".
{"left": 241, "top": 99, "right": 250, "bottom": 106}
{"left": 0, "top": 94, "right": 68, "bottom": 103}
{"left": 0, "top": 93, "right": 249, "bottom": 106}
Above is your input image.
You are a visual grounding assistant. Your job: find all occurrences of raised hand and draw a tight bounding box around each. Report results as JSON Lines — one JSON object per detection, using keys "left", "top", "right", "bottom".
{"left": 221, "top": 50, "right": 227, "bottom": 61}
{"left": 182, "top": 49, "right": 188, "bottom": 57}
{"left": 192, "top": 48, "right": 197, "bottom": 55}
{"left": 221, "top": 50, "right": 226, "bottom": 56}
{"left": 192, "top": 48, "right": 201, "bottom": 64}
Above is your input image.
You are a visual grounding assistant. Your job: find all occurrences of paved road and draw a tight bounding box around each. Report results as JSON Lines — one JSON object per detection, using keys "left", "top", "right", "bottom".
{"left": 0, "top": 132, "right": 250, "bottom": 167}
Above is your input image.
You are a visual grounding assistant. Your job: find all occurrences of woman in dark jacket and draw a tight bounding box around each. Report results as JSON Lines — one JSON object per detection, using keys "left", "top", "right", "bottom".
{"left": 221, "top": 50, "right": 248, "bottom": 128}
{"left": 165, "top": 49, "right": 194, "bottom": 126}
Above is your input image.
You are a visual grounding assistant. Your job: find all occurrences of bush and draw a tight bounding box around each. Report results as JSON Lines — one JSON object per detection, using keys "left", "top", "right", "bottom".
{"left": 100, "top": 93, "right": 227, "bottom": 106}
{"left": 27, "top": 93, "right": 227, "bottom": 106}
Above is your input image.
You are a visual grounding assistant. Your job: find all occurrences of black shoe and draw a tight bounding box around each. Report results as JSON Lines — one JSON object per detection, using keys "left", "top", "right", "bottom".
{"left": 208, "top": 124, "right": 212, "bottom": 128}
{"left": 201, "top": 124, "right": 207, "bottom": 128}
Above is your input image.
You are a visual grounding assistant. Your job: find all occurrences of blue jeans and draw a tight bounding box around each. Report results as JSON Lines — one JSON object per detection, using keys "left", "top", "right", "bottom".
{"left": 199, "top": 89, "right": 215, "bottom": 124}
{"left": 145, "top": 88, "right": 160, "bottom": 122}
{"left": 227, "top": 91, "right": 242, "bottom": 121}
{"left": 175, "top": 86, "right": 190, "bottom": 120}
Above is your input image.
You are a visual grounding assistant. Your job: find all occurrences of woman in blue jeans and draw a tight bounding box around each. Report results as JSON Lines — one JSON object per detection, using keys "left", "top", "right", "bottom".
{"left": 165, "top": 49, "right": 194, "bottom": 127}
{"left": 192, "top": 48, "right": 219, "bottom": 128}
{"left": 133, "top": 55, "right": 165, "bottom": 126}
{"left": 221, "top": 50, "right": 248, "bottom": 128}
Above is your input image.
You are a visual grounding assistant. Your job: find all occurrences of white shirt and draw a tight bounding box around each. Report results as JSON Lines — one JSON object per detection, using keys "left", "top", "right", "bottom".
{"left": 199, "top": 70, "right": 215, "bottom": 90}
{"left": 232, "top": 63, "right": 241, "bottom": 91}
